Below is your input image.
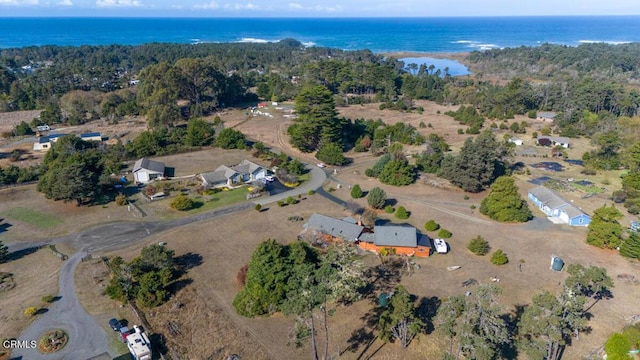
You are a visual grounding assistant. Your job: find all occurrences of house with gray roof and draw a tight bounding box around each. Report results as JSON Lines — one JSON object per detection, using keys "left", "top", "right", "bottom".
{"left": 133, "top": 158, "right": 166, "bottom": 184}
{"left": 198, "top": 160, "right": 267, "bottom": 189}
{"left": 528, "top": 186, "right": 591, "bottom": 226}
{"left": 536, "top": 112, "right": 557, "bottom": 122}
{"left": 303, "top": 213, "right": 364, "bottom": 242}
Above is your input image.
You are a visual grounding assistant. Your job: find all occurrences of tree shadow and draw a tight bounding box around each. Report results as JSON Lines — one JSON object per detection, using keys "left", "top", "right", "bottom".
{"left": 385, "top": 198, "right": 398, "bottom": 207}
{"left": 6, "top": 246, "right": 41, "bottom": 262}
{"left": 149, "top": 332, "right": 169, "bottom": 359}
{"left": 35, "top": 308, "right": 49, "bottom": 315}
{"left": 361, "top": 263, "right": 402, "bottom": 299}
{"left": 0, "top": 221, "right": 12, "bottom": 234}
{"left": 175, "top": 252, "right": 203, "bottom": 272}
{"left": 499, "top": 304, "right": 526, "bottom": 359}
{"left": 417, "top": 296, "right": 441, "bottom": 334}
{"left": 169, "top": 278, "right": 193, "bottom": 294}
{"left": 345, "top": 306, "right": 384, "bottom": 357}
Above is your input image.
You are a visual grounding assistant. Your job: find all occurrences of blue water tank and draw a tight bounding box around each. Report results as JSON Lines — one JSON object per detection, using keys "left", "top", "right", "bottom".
{"left": 551, "top": 256, "right": 564, "bottom": 272}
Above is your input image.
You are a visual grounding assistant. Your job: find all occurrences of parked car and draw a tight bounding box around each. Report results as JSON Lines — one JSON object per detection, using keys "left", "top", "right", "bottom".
{"left": 150, "top": 192, "right": 166, "bottom": 200}
{"left": 119, "top": 326, "right": 131, "bottom": 342}
{"left": 317, "top": 163, "right": 326, "bottom": 168}
{"left": 264, "top": 175, "right": 275, "bottom": 182}
{"left": 434, "top": 239, "right": 448, "bottom": 254}
{"left": 108, "top": 318, "right": 122, "bottom": 331}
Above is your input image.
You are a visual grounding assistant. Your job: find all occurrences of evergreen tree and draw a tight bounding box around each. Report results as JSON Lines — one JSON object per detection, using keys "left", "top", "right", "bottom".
{"left": 587, "top": 205, "right": 624, "bottom": 249}
{"left": 365, "top": 153, "right": 391, "bottom": 178}
{"left": 315, "top": 142, "right": 346, "bottom": 166}
{"left": 480, "top": 176, "right": 532, "bottom": 222}
{"left": 288, "top": 85, "right": 341, "bottom": 152}
{"left": 185, "top": 118, "right": 214, "bottom": 146}
{"left": 378, "top": 285, "right": 424, "bottom": 348}
{"left": 395, "top": 206, "right": 410, "bottom": 219}
{"left": 350, "top": 184, "right": 363, "bottom": 199}
{"left": 441, "top": 131, "right": 510, "bottom": 193}
{"left": 367, "top": 187, "right": 387, "bottom": 209}
{"left": 620, "top": 231, "right": 640, "bottom": 259}
{"left": 379, "top": 159, "right": 416, "bottom": 186}
{"left": 215, "top": 128, "right": 246, "bottom": 149}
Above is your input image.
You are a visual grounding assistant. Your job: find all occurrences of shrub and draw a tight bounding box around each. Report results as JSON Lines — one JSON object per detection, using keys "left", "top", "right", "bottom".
{"left": 419, "top": 121, "right": 426, "bottom": 128}
{"left": 350, "top": 184, "right": 363, "bottom": 199}
{"left": 24, "top": 307, "right": 38, "bottom": 317}
{"left": 384, "top": 205, "right": 394, "bottom": 213}
{"left": 491, "top": 249, "right": 509, "bottom": 265}
{"left": 437, "top": 229, "right": 452, "bottom": 238}
{"left": 144, "top": 185, "right": 157, "bottom": 197}
{"left": 277, "top": 200, "right": 285, "bottom": 207}
{"left": 115, "top": 193, "right": 127, "bottom": 206}
{"left": 605, "top": 333, "right": 631, "bottom": 359}
{"left": 467, "top": 236, "right": 490, "bottom": 255}
{"left": 254, "top": 204, "right": 262, "bottom": 212}
{"left": 424, "top": 220, "right": 440, "bottom": 231}
{"left": 41, "top": 295, "right": 55, "bottom": 303}
{"left": 286, "top": 196, "right": 297, "bottom": 205}
{"left": 170, "top": 195, "right": 195, "bottom": 211}
{"left": 470, "top": 205, "right": 476, "bottom": 209}
{"left": 395, "top": 206, "right": 409, "bottom": 219}
{"left": 307, "top": 189, "right": 315, "bottom": 195}
{"left": 367, "top": 187, "right": 387, "bottom": 209}
{"left": 457, "top": 128, "right": 464, "bottom": 134}
{"left": 9, "top": 149, "right": 21, "bottom": 162}
{"left": 316, "top": 142, "right": 347, "bottom": 166}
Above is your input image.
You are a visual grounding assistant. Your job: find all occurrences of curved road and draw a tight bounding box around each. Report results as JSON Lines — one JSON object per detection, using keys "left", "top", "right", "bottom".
{"left": 7, "top": 165, "right": 327, "bottom": 360}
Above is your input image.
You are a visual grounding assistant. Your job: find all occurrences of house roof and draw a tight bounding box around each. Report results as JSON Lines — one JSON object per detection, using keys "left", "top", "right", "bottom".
{"left": 48, "top": 133, "right": 67, "bottom": 139}
{"left": 200, "top": 165, "right": 239, "bottom": 185}
{"left": 133, "top": 158, "right": 165, "bottom": 173}
{"left": 304, "top": 214, "right": 364, "bottom": 241}
{"left": 509, "top": 137, "right": 521, "bottom": 142}
{"left": 80, "top": 132, "right": 101, "bottom": 138}
{"left": 538, "top": 135, "right": 571, "bottom": 145}
{"left": 374, "top": 225, "right": 418, "bottom": 248}
{"left": 528, "top": 186, "right": 568, "bottom": 209}
{"left": 231, "top": 159, "right": 263, "bottom": 175}
{"left": 38, "top": 136, "right": 50, "bottom": 144}
{"left": 560, "top": 204, "right": 589, "bottom": 219}
{"left": 538, "top": 112, "right": 557, "bottom": 119}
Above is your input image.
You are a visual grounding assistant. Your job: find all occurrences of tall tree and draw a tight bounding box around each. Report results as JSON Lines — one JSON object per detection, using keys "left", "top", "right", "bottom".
{"left": 441, "top": 131, "right": 510, "bottom": 193}
{"left": 288, "top": 85, "right": 341, "bottom": 152}
{"left": 185, "top": 118, "right": 215, "bottom": 147}
{"left": 480, "top": 176, "right": 532, "bottom": 222}
{"left": 620, "top": 231, "right": 640, "bottom": 259}
{"left": 519, "top": 289, "right": 588, "bottom": 360}
{"left": 378, "top": 285, "right": 425, "bottom": 348}
{"left": 564, "top": 264, "right": 614, "bottom": 311}
{"left": 586, "top": 205, "right": 624, "bottom": 249}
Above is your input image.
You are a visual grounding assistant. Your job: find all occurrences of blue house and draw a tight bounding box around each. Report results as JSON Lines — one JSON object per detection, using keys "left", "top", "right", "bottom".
{"left": 80, "top": 132, "right": 102, "bottom": 141}
{"left": 528, "top": 186, "right": 591, "bottom": 227}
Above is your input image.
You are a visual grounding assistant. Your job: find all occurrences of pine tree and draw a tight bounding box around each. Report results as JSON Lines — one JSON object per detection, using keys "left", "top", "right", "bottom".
{"left": 620, "top": 232, "right": 640, "bottom": 259}
{"left": 378, "top": 285, "right": 424, "bottom": 347}
{"left": 350, "top": 184, "right": 363, "bottom": 199}
{"left": 587, "top": 205, "right": 623, "bottom": 249}
{"left": 480, "top": 176, "right": 532, "bottom": 222}
{"left": 367, "top": 187, "right": 387, "bottom": 209}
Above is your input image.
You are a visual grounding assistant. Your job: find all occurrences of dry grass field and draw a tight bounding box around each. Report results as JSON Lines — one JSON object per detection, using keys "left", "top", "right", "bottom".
{"left": 0, "top": 247, "right": 61, "bottom": 340}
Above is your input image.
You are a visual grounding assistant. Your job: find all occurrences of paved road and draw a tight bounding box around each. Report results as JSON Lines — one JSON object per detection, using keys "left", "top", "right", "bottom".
{"left": 6, "top": 166, "right": 325, "bottom": 359}
{"left": 10, "top": 252, "right": 110, "bottom": 360}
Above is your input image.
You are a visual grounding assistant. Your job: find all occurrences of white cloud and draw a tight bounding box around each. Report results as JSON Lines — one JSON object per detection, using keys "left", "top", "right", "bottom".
{"left": 193, "top": 1, "right": 218, "bottom": 9}
{"left": 0, "top": 0, "right": 38, "bottom": 5}
{"left": 223, "top": 2, "right": 260, "bottom": 10}
{"left": 96, "top": 0, "right": 141, "bottom": 7}
{"left": 57, "top": 0, "right": 72, "bottom": 6}
{"left": 287, "top": 2, "right": 342, "bottom": 12}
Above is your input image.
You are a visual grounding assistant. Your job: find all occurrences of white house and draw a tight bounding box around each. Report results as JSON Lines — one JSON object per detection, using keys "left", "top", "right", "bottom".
{"left": 80, "top": 132, "right": 102, "bottom": 142}
{"left": 133, "top": 158, "right": 166, "bottom": 184}
{"left": 537, "top": 135, "right": 571, "bottom": 149}
{"left": 508, "top": 137, "right": 523, "bottom": 146}
{"left": 33, "top": 133, "right": 68, "bottom": 151}
{"left": 198, "top": 160, "right": 267, "bottom": 189}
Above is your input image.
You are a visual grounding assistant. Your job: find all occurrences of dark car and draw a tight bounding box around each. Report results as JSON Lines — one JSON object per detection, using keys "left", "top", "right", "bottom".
{"left": 108, "top": 318, "right": 122, "bottom": 331}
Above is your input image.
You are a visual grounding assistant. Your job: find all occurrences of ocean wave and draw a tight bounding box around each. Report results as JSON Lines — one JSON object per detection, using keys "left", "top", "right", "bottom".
{"left": 237, "top": 37, "right": 277, "bottom": 44}
{"left": 452, "top": 40, "right": 478, "bottom": 44}
{"left": 578, "top": 40, "right": 631, "bottom": 45}
{"left": 302, "top": 41, "right": 316, "bottom": 47}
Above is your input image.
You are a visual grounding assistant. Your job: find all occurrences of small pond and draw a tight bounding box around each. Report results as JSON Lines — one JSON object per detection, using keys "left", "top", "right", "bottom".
{"left": 399, "top": 57, "right": 471, "bottom": 77}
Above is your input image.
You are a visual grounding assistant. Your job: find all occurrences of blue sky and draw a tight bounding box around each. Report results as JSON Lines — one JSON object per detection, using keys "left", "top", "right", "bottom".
{"left": 1, "top": 0, "right": 639, "bottom": 17}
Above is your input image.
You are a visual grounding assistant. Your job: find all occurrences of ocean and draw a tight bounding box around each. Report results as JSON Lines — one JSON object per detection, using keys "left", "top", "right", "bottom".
{"left": 1, "top": 16, "right": 640, "bottom": 53}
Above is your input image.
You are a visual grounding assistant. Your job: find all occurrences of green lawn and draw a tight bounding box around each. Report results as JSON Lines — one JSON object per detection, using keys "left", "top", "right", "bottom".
{"left": 188, "top": 187, "right": 250, "bottom": 214}
{"left": 0, "top": 207, "right": 63, "bottom": 229}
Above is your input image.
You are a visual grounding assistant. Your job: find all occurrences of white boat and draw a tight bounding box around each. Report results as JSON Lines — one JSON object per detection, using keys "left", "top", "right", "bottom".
{"left": 447, "top": 266, "right": 461, "bottom": 271}
{"left": 434, "top": 239, "right": 448, "bottom": 254}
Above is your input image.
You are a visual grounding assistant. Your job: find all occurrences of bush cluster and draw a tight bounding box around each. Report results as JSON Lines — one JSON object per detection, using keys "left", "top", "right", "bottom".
{"left": 467, "top": 236, "right": 490, "bottom": 256}
{"left": 424, "top": 220, "right": 440, "bottom": 231}
{"left": 491, "top": 249, "right": 509, "bottom": 265}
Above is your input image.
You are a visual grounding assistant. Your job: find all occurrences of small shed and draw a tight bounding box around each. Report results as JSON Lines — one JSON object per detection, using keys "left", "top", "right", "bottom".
{"left": 133, "top": 158, "right": 166, "bottom": 184}
{"left": 550, "top": 256, "right": 564, "bottom": 272}
{"left": 80, "top": 132, "right": 102, "bottom": 142}
{"left": 33, "top": 136, "right": 51, "bottom": 151}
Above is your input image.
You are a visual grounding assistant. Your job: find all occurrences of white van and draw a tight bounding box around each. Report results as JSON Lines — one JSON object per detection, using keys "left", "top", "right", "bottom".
{"left": 36, "top": 125, "right": 51, "bottom": 131}
{"left": 150, "top": 192, "right": 166, "bottom": 200}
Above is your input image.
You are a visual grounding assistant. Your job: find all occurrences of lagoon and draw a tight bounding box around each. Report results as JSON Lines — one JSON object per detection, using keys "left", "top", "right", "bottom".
{"left": 399, "top": 57, "right": 471, "bottom": 77}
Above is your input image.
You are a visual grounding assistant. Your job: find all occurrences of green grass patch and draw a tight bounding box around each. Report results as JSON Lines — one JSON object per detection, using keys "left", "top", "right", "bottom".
{"left": 570, "top": 183, "right": 604, "bottom": 194}
{"left": 186, "top": 187, "right": 249, "bottom": 214}
{"left": 297, "top": 173, "right": 311, "bottom": 182}
{"left": 0, "top": 207, "right": 63, "bottom": 228}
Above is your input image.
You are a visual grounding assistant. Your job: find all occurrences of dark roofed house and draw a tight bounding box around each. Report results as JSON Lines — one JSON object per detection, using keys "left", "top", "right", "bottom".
{"left": 359, "top": 225, "right": 431, "bottom": 257}
{"left": 537, "top": 136, "right": 571, "bottom": 148}
{"left": 303, "top": 213, "right": 364, "bottom": 242}
{"left": 33, "top": 136, "right": 51, "bottom": 151}
{"left": 528, "top": 186, "right": 590, "bottom": 226}
{"left": 133, "top": 158, "right": 166, "bottom": 184}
